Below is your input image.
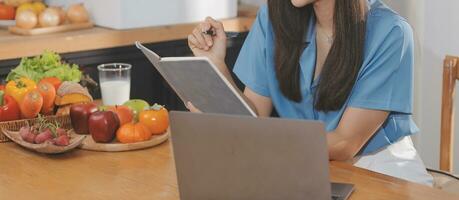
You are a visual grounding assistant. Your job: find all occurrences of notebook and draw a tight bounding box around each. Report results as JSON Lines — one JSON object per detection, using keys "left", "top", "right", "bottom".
{"left": 135, "top": 41, "right": 257, "bottom": 117}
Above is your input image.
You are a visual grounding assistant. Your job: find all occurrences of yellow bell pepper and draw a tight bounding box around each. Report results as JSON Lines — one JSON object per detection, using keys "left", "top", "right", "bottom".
{"left": 5, "top": 77, "right": 37, "bottom": 103}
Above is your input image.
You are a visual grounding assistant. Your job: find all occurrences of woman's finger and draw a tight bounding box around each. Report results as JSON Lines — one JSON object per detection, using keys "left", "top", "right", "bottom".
{"left": 188, "top": 34, "right": 200, "bottom": 50}
{"left": 193, "top": 28, "right": 209, "bottom": 50}
{"left": 186, "top": 102, "right": 203, "bottom": 113}
{"left": 205, "top": 17, "right": 225, "bottom": 38}
{"left": 202, "top": 32, "right": 213, "bottom": 47}
{"left": 200, "top": 23, "right": 213, "bottom": 46}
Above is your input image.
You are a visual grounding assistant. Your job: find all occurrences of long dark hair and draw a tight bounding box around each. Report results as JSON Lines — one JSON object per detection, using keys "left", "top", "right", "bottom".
{"left": 268, "top": 0, "right": 366, "bottom": 112}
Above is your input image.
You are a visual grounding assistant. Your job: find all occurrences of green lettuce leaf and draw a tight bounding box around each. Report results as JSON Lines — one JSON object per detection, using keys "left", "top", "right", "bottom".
{"left": 6, "top": 51, "right": 82, "bottom": 83}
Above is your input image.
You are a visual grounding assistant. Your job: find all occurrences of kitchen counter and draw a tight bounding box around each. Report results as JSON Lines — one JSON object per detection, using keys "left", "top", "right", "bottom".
{"left": 0, "top": 5, "right": 257, "bottom": 61}
{"left": 0, "top": 140, "right": 458, "bottom": 200}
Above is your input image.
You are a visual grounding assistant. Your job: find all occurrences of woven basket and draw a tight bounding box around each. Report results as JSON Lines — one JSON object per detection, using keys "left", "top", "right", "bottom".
{"left": 0, "top": 115, "right": 72, "bottom": 143}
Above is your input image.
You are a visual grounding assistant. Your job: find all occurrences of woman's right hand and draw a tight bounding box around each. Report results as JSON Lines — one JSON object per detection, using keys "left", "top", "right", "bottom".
{"left": 188, "top": 17, "right": 227, "bottom": 65}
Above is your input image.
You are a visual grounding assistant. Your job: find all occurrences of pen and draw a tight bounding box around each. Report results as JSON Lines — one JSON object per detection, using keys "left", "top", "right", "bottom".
{"left": 203, "top": 29, "right": 240, "bottom": 39}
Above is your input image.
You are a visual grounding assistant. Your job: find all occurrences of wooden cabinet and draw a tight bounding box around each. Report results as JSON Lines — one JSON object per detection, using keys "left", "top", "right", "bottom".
{"left": 0, "top": 33, "right": 248, "bottom": 111}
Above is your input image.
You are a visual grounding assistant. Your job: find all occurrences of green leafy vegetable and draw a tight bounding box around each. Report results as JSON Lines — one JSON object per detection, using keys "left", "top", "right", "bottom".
{"left": 6, "top": 51, "right": 82, "bottom": 83}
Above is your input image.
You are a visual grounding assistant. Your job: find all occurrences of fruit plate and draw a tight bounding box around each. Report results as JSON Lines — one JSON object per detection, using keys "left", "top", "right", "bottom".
{"left": 1, "top": 129, "right": 86, "bottom": 154}
{"left": 78, "top": 131, "right": 170, "bottom": 152}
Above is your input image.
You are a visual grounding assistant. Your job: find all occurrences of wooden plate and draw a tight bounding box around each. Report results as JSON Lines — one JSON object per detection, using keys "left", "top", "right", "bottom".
{"left": 78, "top": 131, "right": 170, "bottom": 152}
{"left": 1, "top": 129, "right": 86, "bottom": 154}
{"left": 8, "top": 22, "right": 93, "bottom": 36}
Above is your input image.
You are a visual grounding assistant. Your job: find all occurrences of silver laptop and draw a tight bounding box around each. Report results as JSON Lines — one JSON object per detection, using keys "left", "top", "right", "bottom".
{"left": 170, "top": 111, "right": 354, "bottom": 200}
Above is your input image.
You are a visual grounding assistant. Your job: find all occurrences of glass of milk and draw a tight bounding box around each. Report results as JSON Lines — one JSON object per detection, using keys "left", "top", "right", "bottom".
{"left": 97, "top": 63, "right": 132, "bottom": 106}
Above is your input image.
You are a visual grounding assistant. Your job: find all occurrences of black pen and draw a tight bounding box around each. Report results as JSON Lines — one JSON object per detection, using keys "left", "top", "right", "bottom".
{"left": 203, "top": 29, "right": 240, "bottom": 38}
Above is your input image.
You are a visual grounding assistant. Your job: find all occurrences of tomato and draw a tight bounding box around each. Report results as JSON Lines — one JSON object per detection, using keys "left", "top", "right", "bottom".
{"left": 0, "top": 91, "right": 21, "bottom": 122}
{"left": 0, "top": 85, "right": 4, "bottom": 91}
{"left": 20, "top": 90, "right": 43, "bottom": 119}
{"left": 39, "top": 77, "right": 62, "bottom": 91}
{"left": 0, "top": 4, "right": 15, "bottom": 20}
{"left": 139, "top": 104, "right": 169, "bottom": 135}
{"left": 5, "top": 77, "right": 37, "bottom": 104}
{"left": 107, "top": 105, "right": 133, "bottom": 126}
{"left": 116, "top": 122, "right": 152, "bottom": 144}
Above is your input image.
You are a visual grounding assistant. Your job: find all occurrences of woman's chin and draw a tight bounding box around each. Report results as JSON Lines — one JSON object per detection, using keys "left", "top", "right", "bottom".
{"left": 290, "top": 0, "right": 314, "bottom": 8}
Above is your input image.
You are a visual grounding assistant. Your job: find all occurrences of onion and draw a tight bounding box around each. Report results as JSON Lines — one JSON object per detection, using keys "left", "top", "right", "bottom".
{"left": 38, "top": 8, "right": 60, "bottom": 27}
{"left": 16, "top": 10, "right": 37, "bottom": 29}
{"left": 55, "top": 7, "right": 67, "bottom": 25}
{"left": 67, "top": 4, "right": 89, "bottom": 23}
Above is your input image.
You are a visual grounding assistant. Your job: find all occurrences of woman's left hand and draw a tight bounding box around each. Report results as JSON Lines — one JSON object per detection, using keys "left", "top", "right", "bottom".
{"left": 185, "top": 102, "right": 202, "bottom": 113}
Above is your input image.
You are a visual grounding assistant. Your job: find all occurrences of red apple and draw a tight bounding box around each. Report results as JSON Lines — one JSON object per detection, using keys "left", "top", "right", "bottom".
{"left": 70, "top": 103, "right": 98, "bottom": 134}
{"left": 88, "top": 111, "right": 120, "bottom": 143}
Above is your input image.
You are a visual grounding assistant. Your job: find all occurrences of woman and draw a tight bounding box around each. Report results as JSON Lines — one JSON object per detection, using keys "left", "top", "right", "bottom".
{"left": 187, "top": 0, "right": 433, "bottom": 185}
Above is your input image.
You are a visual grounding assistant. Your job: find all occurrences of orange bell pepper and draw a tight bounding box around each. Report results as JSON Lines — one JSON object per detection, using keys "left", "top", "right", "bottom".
{"left": 5, "top": 77, "right": 37, "bottom": 104}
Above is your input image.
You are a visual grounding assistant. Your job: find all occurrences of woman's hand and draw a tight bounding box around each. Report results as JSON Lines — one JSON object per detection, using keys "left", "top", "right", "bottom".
{"left": 188, "top": 17, "right": 227, "bottom": 65}
{"left": 185, "top": 102, "right": 202, "bottom": 113}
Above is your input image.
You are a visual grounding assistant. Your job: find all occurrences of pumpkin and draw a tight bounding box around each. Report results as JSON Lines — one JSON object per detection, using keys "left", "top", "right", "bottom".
{"left": 55, "top": 81, "right": 93, "bottom": 106}
{"left": 116, "top": 122, "right": 152, "bottom": 144}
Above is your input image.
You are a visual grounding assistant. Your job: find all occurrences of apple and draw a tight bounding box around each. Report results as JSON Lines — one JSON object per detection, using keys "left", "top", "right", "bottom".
{"left": 107, "top": 105, "right": 134, "bottom": 126}
{"left": 70, "top": 103, "right": 98, "bottom": 134}
{"left": 123, "top": 99, "right": 150, "bottom": 120}
{"left": 88, "top": 111, "right": 120, "bottom": 143}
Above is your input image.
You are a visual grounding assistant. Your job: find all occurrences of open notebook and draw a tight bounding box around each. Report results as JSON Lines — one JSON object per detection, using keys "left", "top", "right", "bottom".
{"left": 135, "top": 41, "right": 257, "bottom": 117}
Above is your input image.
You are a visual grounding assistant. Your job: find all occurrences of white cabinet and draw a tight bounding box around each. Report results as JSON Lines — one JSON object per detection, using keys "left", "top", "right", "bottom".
{"left": 82, "top": 0, "right": 238, "bottom": 30}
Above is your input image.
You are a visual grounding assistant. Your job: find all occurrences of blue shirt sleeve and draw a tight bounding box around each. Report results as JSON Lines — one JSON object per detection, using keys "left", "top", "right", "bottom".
{"left": 233, "top": 5, "right": 270, "bottom": 97}
{"left": 348, "top": 21, "right": 414, "bottom": 114}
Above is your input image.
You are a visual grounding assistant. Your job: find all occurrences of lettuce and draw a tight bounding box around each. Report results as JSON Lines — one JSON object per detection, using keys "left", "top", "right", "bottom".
{"left": 6, "top": 51, "right": 82, "bottom": 83}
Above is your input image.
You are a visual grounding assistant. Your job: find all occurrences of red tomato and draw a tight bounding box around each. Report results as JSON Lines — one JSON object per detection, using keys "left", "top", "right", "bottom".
{"left": 0, "top": 4, "right": 15, "bottom": 20}
{"left": 39, "top": 77, "right": 62, "bottom": 91}
{"left": 107, "top": 105, "right": 134, "bottom": 126}
{"left": 139, "top": 104, "right": 169, "bottom": 135}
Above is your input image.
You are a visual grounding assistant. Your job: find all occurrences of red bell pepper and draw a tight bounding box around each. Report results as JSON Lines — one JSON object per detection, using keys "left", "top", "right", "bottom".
{"left": 0, "top": 85, "right": 4, "bottom": 91}
{"left": 0, "top": 91, "right": 21, "bottom": 122}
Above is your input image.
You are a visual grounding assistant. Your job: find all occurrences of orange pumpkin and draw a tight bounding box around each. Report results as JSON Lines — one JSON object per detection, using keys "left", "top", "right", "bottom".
{"left": 116, "top": 122, "right": 152, "bottom": 144}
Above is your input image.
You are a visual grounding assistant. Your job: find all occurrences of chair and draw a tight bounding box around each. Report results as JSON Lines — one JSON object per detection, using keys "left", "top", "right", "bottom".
{"left": 426, "top": 55, "right": 459, "bottom": 193}
{"left": 440, "top": 56, "right": 458, "bottom": 172}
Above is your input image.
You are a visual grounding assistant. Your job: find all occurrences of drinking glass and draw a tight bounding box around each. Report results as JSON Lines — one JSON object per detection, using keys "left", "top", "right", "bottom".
{"left": 97, "top": 63, "right": 132, "bottom": 105}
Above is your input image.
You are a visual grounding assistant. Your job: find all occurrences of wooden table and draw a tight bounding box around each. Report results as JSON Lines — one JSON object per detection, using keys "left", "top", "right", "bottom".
{"left": 0, "top": 141, "right": 458, "bottom": 200}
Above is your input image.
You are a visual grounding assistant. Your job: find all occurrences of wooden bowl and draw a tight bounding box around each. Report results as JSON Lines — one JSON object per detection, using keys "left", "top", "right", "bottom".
{"left": 1, "top": 129, "right": 86, "bottom": 154}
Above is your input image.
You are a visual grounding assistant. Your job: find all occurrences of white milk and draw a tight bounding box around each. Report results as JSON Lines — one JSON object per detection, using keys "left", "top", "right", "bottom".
{"left": 100, "top": 80, "right": 130, "bottom": 105}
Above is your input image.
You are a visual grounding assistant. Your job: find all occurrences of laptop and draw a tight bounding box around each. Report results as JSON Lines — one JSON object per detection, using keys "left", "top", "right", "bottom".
{"left": 170, "top": 111, "right": 354, "bottom": 200}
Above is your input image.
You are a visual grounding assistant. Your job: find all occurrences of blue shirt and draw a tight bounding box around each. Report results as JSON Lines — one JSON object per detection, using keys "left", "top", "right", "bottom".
{"left": 233, "top": 0, "right": 418, "bottom": 155}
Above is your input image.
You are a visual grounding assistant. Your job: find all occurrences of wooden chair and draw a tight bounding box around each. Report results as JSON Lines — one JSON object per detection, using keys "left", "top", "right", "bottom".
{"left": 427, "top": 56, "right": 459, "bottom": 193}
{"left": 441, "top": 56, "right": 458, "bottom": 172}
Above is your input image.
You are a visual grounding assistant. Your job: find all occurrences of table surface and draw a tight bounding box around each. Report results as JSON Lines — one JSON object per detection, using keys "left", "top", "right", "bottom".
{"left": 0, "top": 140, "right": 458, "bottom": 200}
